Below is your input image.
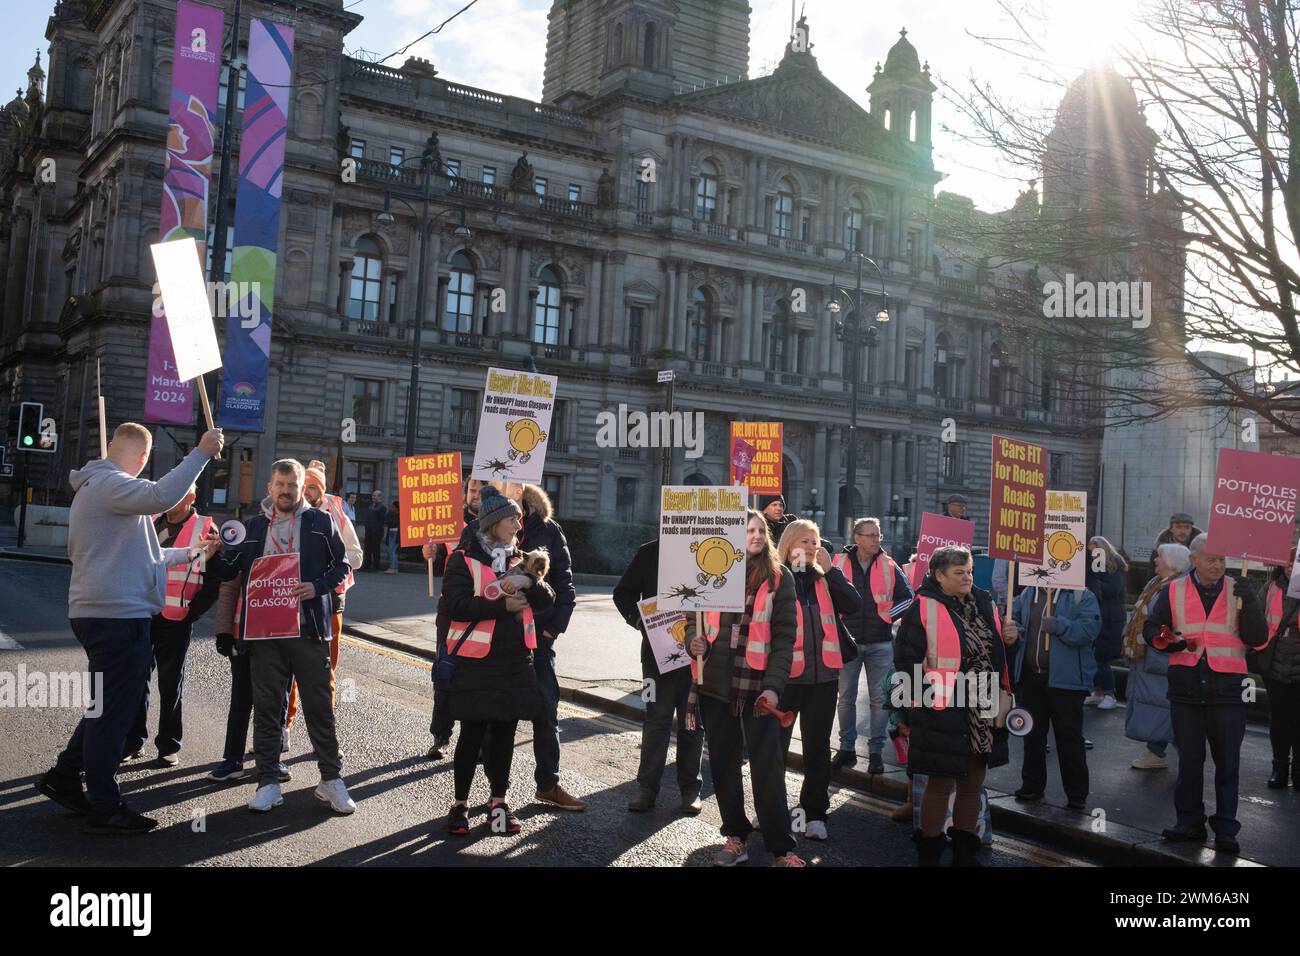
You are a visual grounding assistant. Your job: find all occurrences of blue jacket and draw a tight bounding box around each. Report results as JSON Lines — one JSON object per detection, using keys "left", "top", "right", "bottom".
{"left": 1010, "top": 586, "right": 1101, "bottom": 691}
{"left": 211, "top": 505, "right": 349, "bottom": 641}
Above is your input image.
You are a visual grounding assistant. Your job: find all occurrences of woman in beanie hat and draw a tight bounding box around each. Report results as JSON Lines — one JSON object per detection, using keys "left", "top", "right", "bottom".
{"left": 441, "top": 486, "right": 555, "bottom": 835}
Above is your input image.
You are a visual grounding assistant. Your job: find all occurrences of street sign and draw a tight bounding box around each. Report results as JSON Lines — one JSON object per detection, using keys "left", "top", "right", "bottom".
{"left": 657, "top": 370, "right": 674, "bottom": 383}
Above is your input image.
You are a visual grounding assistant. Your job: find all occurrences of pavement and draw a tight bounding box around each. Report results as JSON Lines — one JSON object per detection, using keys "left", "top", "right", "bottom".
{"left": 4, "top": 541, "right": 1295, "bottom": 866}
{"left": 0, "top": 558, "right": 1084, "bottom": 867}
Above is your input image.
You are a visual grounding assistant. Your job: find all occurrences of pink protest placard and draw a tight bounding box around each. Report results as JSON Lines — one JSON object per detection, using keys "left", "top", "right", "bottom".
{"left": 914, "top": 512, "right": 976, "bottom": 578}
{"left": 1205, "top": 448, "right": 1300, "bottom": 564}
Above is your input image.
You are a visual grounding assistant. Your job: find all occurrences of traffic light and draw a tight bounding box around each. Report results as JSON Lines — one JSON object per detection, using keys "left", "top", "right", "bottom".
{"left": 16, "top": 402, "right": 42, "bottom": 451}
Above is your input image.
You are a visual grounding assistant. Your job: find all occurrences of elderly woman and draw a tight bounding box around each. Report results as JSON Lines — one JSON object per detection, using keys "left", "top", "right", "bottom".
{"left": 440, "top": 486, "right": 555, "bottom": 836}
{"left": 688, "top": 509, "right": 803, "bottom": 867}
{"left": 1085, "top": 536, "right": 1130, "bottom": 710}
{"left": 775, "top": 519, "right": 862, "bottom": 841}
{"left": 895, "top": 546, "right": 1016, "bottom": 866}
{"left": 1124, "top": 543, "right": 1188, "bottom": 770}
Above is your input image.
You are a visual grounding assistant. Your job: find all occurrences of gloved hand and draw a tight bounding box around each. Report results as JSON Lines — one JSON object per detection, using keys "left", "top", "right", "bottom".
{"left": 215, "top": 633, "right": 235, "bottom": 657}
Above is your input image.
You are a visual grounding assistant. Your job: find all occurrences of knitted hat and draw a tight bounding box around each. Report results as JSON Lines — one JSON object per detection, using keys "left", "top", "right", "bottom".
{"left": 477, "top": 486, "right": 522, "bottom": 534}
{"left": 757, "top": 494, "right": 786, "bottom": 511}
{"left": 303, "top": 460, "right": 328, "bottom": 495}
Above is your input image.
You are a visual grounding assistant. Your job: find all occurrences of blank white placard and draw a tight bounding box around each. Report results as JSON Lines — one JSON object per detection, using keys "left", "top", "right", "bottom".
{"left": 150, "top": 237, "right": 222, "bottom": 381}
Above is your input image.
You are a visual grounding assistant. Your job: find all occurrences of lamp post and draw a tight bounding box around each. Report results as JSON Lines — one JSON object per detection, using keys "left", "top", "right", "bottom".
{"left": 375, "top": 148, "right": 470, "bottom": 456}
{"left": 827, "top": 252, "right": 890, "bottom": 539}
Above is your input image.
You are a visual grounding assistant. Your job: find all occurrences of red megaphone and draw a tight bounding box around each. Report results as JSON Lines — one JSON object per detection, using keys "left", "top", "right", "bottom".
{"left": 755, "top": 695, "right": 795, "bottom": 728}
{"left": 1152, "top": 625, "right": 1181, "bottom": 651}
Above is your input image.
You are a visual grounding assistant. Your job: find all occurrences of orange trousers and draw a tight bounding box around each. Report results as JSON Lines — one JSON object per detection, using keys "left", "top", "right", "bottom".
{"left": 285, "top": 610, "right": 342, "bottom": 729}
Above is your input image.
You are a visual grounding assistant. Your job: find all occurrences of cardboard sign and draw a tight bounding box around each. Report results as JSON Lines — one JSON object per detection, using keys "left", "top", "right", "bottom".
{"left": 1017, "top": 490, "right": 1088, "bottom": 590}
{"left": 988, "top": 435, "right": 1047, "bottom": 562}
{"left": 397, "top": 452, "right": 464, "bottom": 547}
{"left": 1205, "top": 448, "right": 1300, "bottom": 564}
{"left": 469, "top": 367, "right": 557, "bottom": 485}
{"left": 243, "top": 553, "right": 301, "bottom": 640}
{"left": 731, "top": 436, "right": 757, "bottom": 486}
{"left": 658, "top": 485, "right": 748, "bottom": 613}
{"left": 914, "top": 512, "right": 976, "bottom": 578}
{"left": 729, "top": 422, "right": 782, "bottom": 495}
{"left": 638, "top": 597, "right": 692, "bottom": 675}
{"left": 149, "top": 237, "right": 222, "bottom": 382}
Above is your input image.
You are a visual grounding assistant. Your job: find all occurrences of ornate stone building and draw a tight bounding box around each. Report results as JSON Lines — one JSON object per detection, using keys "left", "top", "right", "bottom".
{"left": 2, "top": 0, "right": 1123, "bottom": 549}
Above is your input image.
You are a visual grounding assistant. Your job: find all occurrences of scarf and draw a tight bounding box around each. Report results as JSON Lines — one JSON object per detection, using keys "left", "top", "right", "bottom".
{"left": 476, "top": 531, "right": 514, "bottom": 574}
{"left": 686, "top": 585, "right": 764, "bottom": 727}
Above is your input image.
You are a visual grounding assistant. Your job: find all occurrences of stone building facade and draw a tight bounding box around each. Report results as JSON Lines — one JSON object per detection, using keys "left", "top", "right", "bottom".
{"left": 2, "top": 0, "right": 1135, "bottom": 551}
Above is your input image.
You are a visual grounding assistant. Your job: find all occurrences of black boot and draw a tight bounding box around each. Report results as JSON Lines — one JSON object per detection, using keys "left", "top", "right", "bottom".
{"left": 949, "top": 828, "right": 983, "bottom": 867}
{"left": 916, "top": 831, "right": 947, "bottom": 867}
{"left": 1267, "top": 760, "right": 1288, "bottom": 789}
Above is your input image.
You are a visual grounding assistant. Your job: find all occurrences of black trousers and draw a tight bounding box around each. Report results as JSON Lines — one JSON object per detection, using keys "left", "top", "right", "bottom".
{"left": 1171, "top": 701, "right": 1246, "bottom": 837}
{"left": 635, "top": 663, "right": 703, "bottom": 799}
{"left": 249, "top": 638, "right": 340, "bottom": 786}
{"left": 454, "top": 719, "right": 518, "bottom": 800}
{"left": 1265, "top": 678, "right": 1300, "bottom": 765}
{"left": 779, "top": 681, "right": 838, "bottom": 822}
{"left": 125, "top": 617, "right": 193, "bottom": 757}
{"left": 1017, "top": 668, "right": 1089, "bottom": 802}
{"left": 363, "top": 530, "right": 382, "bottom": 571}
{"left": 699, "top": 694, "right": 795, "bottom": 856}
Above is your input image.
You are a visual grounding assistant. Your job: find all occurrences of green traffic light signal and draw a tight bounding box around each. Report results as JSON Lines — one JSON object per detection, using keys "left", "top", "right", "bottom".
{"left": 22, "top": 436, "right": 32, "bottom": 446}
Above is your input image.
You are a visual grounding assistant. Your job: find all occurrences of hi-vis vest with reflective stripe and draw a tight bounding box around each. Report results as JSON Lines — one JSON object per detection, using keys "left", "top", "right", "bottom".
{"left": 790, "top": 574, "right": 842, "bottom": 677}
{"left": 832, "top": 550, "right": 900, "bottom": 624}
{"left": 161, "top": 513, "right": 213, "bottom": 621}
{"left": 699, "top": 568, "right": 781, "bottom": 681}
{"left": 1168, "top": 574, "right": 1247, "bottom": 674}
{"left": 447, "top": 554, "right": 537, "bottom": 658}
{"left": 903, "top": 561, "right": 925, "bottom": 592}
{"left": 918, "top": 595, "right": 1006, "bottom": 709}
{"left": 323, "top": 493, "right": 355, "bottom": 593}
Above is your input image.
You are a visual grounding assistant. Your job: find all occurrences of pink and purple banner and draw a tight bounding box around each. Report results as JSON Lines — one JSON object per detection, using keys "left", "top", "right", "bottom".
{"left": 218, "top": 18, "right": 294, "bottom": 432}
{"left": 144, "top": 0, "right": 224, "bottom": 425}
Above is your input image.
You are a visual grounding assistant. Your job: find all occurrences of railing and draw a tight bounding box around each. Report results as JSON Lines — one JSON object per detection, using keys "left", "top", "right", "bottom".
{"left": 618, "top": 448, "right": 642, "bottom": 461}
{"left": 447, "top": 178, "right": 507, "bottom": 203}
{"left": 532, "top": 103, "right": 586, "bottom": 128}
{"left": 446, "top": 432, "right": 476, "bottom": 448}
{"left": 635, "top": 211, "right": 655, "bottom": 226}
{"left": 548, "top": 441, "right": 571, "bottom": 453}
{"left": 445, "top": 82, "right": 505, "bottom": 106}
{"left": 538, "top": 195, "right": 596, "bottom": 221}
{"left": 342, "top": 316, "right": 407, "bottom": 339}
{"left": 356, "top": 424, "right": 385, "bottom": 439}
{"left": 347, "top": 59, "right": 414, "bottom": 91}
{"left": 629, "top": 353, "right": 649, "bottom": 368}
{"left": 693, "top": 361, "right": 738, "bottom": 380}
{"left": 434, "top": 329, "right": 498, "bottom": 351}
{"left": 356, "top": 158, "right": 421, "bottom": 188}
{"left": 781, "top": 372, "right": 804, "bottom": 386}
{"left": 938, "top": 275, "right": 982, "bottom": 297}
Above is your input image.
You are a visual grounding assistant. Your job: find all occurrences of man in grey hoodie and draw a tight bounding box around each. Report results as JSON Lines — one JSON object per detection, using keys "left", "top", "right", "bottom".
{"left": 36, "top": 422, "right": 224, "bottom": 835}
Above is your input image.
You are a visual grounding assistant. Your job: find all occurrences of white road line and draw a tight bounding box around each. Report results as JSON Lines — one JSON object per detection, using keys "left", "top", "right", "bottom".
{"left": 0, "top": 628, "right": 22, "bottom": 650}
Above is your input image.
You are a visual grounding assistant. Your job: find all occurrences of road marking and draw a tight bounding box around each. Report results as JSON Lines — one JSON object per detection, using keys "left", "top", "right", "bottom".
{"left": 0, "top": 628, "right": 21, "bottom": 650}
{"left": 342, "top": 634, "right": 431, "bottom": 671}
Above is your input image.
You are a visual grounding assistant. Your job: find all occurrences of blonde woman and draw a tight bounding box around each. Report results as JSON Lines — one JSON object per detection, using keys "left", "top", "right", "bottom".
{"left": 774, "top": 519, "right": 863, "bottom": 841}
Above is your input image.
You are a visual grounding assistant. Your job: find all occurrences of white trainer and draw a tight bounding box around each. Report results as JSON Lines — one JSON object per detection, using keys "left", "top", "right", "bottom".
{"left": 249, "top": 783, "right": 283, "bottom": 812}
{"left": 804, "top": 820, "right": 829, "bottom": 841}
{"left": 1131, "top": 750, "right": 1168, "bottom": 770}
{"left": 1083, "top": 692, "right": 1104, "bottom": 707}
{"left": 1097, "top": 695, "right": 1118, "bottom": 711}
{"left": 314, "top": 778, "right": 356, "bottom": 814}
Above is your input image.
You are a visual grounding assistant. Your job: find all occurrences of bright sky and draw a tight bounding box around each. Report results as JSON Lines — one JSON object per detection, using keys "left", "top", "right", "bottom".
{"left": 2, "top": 0, "right": 1150, "bottom": 213}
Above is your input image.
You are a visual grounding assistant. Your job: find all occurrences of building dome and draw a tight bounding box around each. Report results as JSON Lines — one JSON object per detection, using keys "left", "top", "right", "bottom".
{"left": 883, "top": 28, "right": 920, "bottom": 74}
{"left": 1055, "top": 66, "right": 1140, "bottom": 126}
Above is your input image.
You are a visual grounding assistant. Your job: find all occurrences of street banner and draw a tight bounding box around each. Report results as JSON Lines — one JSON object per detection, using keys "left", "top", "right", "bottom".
{"left": 469, "top": 367, "right": 557, "bottom": 485}
{"left": 729, "top": 422, "right": 782, "bottom": 495}
{"left": 1206, "top": 448, "right": 1300, "bottom": 564}
{"left": 657, "top": 485, "right": 748, "bottom": 613}
{"left": 988, "top": 434, "right": 1047, "bottom": 562}
{"left": 150, "top": 238, "right": 222, "bottom": 382}
{"left": 1017, "top": 490, "right": 1088, "bottom": 590}
{"left": 731, "top": 436, "right": 757, "bottom": 486}
{"left": 219, "top": 18, "right": 294, "bottom": 432}
{"left": 144, "top": 0, "right": 223, "bottom": 425}
{"left": 242, "top": 552, "right": 301, "bottom": 640}
{"left": 637, "top": 597, "right": 691, "bottom": 676}
{"left": 397, "top": 452, "right": 464, "bottom": 547}
{"left": 914, "top": 512, "right": 975, "bottom": 579}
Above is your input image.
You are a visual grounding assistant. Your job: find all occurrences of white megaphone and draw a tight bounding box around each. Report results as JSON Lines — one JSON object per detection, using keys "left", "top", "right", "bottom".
{"left": 219, "top": 520, "right": 247, "bottom": 546}
{"left": 1005, "top": 707, "right": 1034, "bottom": 737}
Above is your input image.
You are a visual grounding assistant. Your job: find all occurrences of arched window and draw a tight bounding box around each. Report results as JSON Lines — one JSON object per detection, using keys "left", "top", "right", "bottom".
{"left": 684, "top": 471, "right": 711, "bottom": 486}
{"left": 688, "top": 288, "right": 712, "bottom": 361}
{"left": 695, "top": 160, "right": 719, "bottom": 221}
{"left": 773, "top": 179, "right": 795, "bottom": 238}
{"left": 444, "top": 251, "right": 475, "bottom": 333}
{"left": 882, "top": 107, "right": 892, "bottom": 131}
{"left": 348, "top": 237, "right": 383, "bottom": 321}
{"left": 908, "top": 110, "right": 917, "bottom": 142}
{"left": 934, "top": 331, "right": 950, "bottom": 397}
{"left": 989, "top": 342, "right": 1003, "bottom": 405}
{"left": 769, "top": 306, "right": 790, "bottom": 371}
{"left": 845, "top": 197, "right": 864, "bottom": 252}
{"left": 532, "top": 266, "right": 562, "bottom": 345}
{"left": 643, "top": 22, "right": 657, "bottom": 68}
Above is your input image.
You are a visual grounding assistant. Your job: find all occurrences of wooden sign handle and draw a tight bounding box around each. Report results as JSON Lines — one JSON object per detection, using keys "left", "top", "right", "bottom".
{"left": 195, "top": 376, "right": 216, "bottom": 431}
{"left": 1006, "top": 560, "right": 1016, "bottom": 617}
{"left": 1044, "top": 586, "right": 1054, "bottom": 652}
{"left": 428, "top": 556, "right": 434, "bottom": 597}
{"left": 694, "top": 610, "right": 705, "bottom": 682}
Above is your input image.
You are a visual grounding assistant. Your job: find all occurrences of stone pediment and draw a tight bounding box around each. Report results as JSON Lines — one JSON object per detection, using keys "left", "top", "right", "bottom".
{"left": 678, "top": 58, "right": 916, "bottom": 166}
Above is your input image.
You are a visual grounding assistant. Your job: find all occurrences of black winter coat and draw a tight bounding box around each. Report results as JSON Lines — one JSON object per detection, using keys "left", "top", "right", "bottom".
{"left": 786, "top": 564, "right": 863, "bottom": 684}
{"left": 895, "top": 580, "right": 1010, "bottom": 779}
{"left": 1252, "top": 588, "right": 1300, "bottom": 686}
{"left": 837, "top": 545, "right": 914, "bottom": 644}
{"left": 613, "top": 539, "right": 661, "bottom": 675}
{"left": 1086, "top": 567, "right": 1128, "bottom": 659}
{"left": 441, "top": 535, "right": 555, "bottom": 722}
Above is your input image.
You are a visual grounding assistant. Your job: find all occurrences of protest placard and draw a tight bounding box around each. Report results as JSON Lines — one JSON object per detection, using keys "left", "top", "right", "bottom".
{"left": 469, "top": 367, "right": 557, "bottom": 485}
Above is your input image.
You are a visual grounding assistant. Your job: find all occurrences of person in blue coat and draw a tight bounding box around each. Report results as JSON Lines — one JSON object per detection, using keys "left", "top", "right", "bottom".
{"left": 1010, "top": 583, "right": 1101, "bottom": 809}
{"left": 1123, "top": 543, "right": 1189, "bottom": 770}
